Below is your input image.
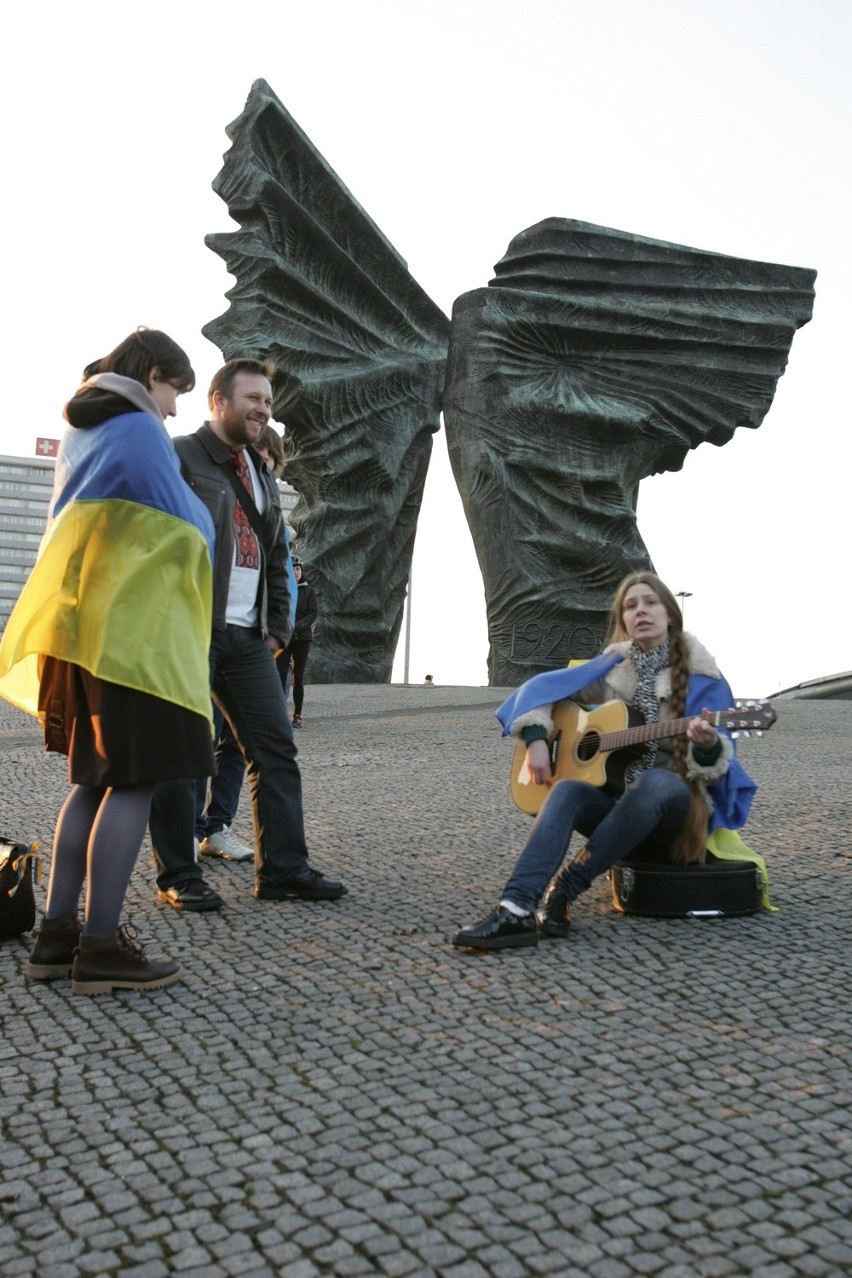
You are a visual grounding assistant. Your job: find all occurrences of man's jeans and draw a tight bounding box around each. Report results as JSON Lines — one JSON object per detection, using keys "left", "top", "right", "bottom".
{"left": 502, "top": 769, "right": 692, "bottom": 913}
{"left": 151, "top": 625, "right": 308, "bottom": 889}
{"left": 195, "top": 708, "right": 246, "bottom": 840}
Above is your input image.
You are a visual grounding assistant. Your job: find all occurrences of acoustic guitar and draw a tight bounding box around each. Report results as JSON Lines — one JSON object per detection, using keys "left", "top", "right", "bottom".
{"left": 509, "top": 699, "right": 776, "bottom": 815}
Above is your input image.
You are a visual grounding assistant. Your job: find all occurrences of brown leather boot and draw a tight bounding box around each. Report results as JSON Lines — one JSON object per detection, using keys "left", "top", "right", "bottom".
{"left": 26, "top": 915, "right": 81, "bottom": 980}
{"left": 71, "top": 922, "right": 181, "bottom": 995}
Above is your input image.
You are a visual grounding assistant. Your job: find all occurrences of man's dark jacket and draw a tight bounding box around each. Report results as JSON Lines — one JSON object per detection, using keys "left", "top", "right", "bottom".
{"left": 174, "top": 424, "right": 292, "bottom": 644}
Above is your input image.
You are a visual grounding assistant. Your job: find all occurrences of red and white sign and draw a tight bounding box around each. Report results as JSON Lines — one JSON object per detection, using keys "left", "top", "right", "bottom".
{"left": 35, "top": 438, "right": 60, "bottom": 458}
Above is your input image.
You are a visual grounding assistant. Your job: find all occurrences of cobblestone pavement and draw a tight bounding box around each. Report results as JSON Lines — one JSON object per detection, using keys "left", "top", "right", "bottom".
{"left": 1, "top": 686, "right": 850, "bottom": 1278}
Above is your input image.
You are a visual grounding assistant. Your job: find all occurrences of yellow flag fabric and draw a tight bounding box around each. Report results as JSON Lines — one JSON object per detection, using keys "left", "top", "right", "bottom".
{"left": 0, "top": 498, "right": 212, "bottom": 723}
{"left": 706, "top": 827, "right": 777, "bottom": 912}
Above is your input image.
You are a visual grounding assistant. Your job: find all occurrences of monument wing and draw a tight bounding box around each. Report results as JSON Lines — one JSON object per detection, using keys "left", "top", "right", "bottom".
{"left": 204, "top": 80, "right": 450, "bottom": 682}
{"left": 443, "top": 219, "right": 815, "bottom": 685}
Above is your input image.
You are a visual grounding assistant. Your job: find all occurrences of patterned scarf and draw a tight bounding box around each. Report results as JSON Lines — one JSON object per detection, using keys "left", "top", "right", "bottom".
{"left": 624, "top": 640, "right": 670, "bottom": 784}
{"left": 229, "top": 447, "right": 260, "bottom": 570}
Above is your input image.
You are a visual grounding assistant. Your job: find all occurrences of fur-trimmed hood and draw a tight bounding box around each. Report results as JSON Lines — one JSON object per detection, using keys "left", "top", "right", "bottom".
{"left": 603, "top": 634, "right": 721, "bottom": 706}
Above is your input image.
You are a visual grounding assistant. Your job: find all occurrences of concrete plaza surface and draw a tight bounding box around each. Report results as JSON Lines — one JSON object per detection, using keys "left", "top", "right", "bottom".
{"left": 0, "top": 685, "right": 850, "bottom": 1278}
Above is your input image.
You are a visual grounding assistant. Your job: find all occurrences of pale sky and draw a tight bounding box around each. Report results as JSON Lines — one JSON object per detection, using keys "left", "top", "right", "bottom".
{"left": 3, "top": 0, "right": 849, "bottom": 693}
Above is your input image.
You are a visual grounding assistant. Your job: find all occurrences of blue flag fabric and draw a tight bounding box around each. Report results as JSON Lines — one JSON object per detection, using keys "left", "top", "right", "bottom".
{"left": 495, "top": 651, "right": 624, "bottom": 734}
{"left": 50, "top": 410, "right": 215, "bottom": 553}
{"left": 684, "top": 672, "right": 756, "bottom": 831}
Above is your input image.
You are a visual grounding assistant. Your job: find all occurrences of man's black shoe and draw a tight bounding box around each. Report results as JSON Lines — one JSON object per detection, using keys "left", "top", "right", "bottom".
{"left": 157, "top": 880, "right": 224, "bottom": 913}
{"left": 254, "top": 866, "right": 347, "bottom": 901}
{"left": 453, "top": 905, "right": 538, "bottom": 951}
{"left": 536, "top": 885, "right": 572, "bottom": 939}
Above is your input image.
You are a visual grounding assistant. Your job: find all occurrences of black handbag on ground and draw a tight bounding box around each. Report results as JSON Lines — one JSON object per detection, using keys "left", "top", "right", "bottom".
{"left": 0, "top": 837, "right": 41, "bottom": 940}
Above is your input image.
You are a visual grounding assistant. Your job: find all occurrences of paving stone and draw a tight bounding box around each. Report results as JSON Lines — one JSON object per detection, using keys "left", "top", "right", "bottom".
{"left": 79, "top": 1252, "right": 125, "bottom": 1273}
{"left": 376, "top": 1250, "right": 428, "bottom": 1277}
{"left": 119, "top": 1265, "right": 171, "bottom": 1278}
{"left": 626, "top": 1252, "right": 668, "bottom": 1275}
{"left": 440, "top": 1262, "right": 492, "bottom": 1278}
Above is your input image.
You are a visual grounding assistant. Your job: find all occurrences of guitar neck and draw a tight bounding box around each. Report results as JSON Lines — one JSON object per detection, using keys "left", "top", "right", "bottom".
{"left": 599, "top": 711, "right": 723, "bottom": 754}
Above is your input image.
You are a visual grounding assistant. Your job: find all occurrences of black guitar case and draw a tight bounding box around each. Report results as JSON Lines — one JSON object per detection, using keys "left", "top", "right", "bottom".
{"left": 610, "top": 857, "right": 763, "bottom": 918}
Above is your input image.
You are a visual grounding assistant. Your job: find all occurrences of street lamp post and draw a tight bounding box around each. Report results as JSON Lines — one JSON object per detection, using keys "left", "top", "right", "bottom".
{"left": 403, "top": 564, "right": 412, "bottom": 684}
{"left": 676, "top": 591, "right": 693, "bottom": 624}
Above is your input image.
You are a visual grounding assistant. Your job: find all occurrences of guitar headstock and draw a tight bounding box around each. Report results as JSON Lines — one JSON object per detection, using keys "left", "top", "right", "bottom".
{"left": 719, "top": 700, "right": 777, "bottom": 736}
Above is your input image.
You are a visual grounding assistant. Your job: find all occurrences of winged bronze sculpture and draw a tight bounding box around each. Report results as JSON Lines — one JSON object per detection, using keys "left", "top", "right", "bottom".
{"left": 205, "top": 80, "right": 815, "bottom": 685}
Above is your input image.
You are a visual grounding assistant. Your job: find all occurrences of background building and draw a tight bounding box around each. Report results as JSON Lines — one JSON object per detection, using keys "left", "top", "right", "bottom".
{"left": 278, "top": 479, "right": 298, "bottom": 524}
{"left": 0, "top": 455, "right": 55, "bottom": 631}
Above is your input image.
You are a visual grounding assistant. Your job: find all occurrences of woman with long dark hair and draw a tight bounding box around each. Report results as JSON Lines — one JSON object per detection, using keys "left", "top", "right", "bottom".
{"left": 0, "top": 328, "right": 215, "bottom": 992}
{"left": 453, "top": 572, "right": 757, "bottom": 950}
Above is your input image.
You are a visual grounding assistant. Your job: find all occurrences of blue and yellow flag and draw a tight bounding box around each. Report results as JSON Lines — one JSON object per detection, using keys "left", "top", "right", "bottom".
{"left": 0, "top": 411, "right": 215, "bottom": 723}
{"left": 496, "top": 652, "right": 757, "bottom": 832}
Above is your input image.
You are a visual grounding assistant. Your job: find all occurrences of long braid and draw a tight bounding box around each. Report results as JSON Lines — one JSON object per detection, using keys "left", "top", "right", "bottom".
{"left": 668, "top": 629, "right": 710, "bottom": 865}
{"left": 668, "top": 630, "right": 691, "bottom": 771}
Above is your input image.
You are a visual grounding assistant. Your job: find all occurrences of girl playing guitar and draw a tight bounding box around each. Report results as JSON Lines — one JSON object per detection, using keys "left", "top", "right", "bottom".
{"left": 453, "top": 572, "right": 758, "bottom": 950}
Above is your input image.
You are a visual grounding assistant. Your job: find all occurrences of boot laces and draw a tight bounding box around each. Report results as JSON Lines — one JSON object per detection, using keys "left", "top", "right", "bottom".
{"left": 115, "top": 921, "right": 145, "bottom": 957}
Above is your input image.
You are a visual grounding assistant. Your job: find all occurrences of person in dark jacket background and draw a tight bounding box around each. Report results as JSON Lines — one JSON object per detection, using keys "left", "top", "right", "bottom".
{"left": 278, "top": 557, "right": 318, "bottom": 728}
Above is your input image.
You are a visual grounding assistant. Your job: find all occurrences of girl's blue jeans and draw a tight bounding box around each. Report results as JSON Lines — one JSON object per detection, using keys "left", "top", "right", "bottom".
{"left": 502, "top": 768, "right": 692, "bottom": 913}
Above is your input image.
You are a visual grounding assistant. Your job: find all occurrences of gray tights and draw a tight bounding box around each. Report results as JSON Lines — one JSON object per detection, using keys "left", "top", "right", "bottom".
{"left": 45, "top": 783, "right": 155, "bottom": 934}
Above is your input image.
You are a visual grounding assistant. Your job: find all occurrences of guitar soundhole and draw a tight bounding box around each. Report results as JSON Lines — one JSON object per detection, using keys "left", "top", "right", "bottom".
{"left": 577, "top": 732, "right": 601, "bottom": 762}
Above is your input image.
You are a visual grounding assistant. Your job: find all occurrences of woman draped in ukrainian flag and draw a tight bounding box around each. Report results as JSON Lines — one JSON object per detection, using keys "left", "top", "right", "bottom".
{"left": 453, "top": 572, "right": 761, "bottom": 951}
{"left": 0, "top": 328, "right": 215, "bottom": 994}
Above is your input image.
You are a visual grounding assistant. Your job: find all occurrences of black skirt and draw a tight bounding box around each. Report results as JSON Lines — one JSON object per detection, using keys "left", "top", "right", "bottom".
{"left": 39, "top": 659, "right": 215, "bottom": 788}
